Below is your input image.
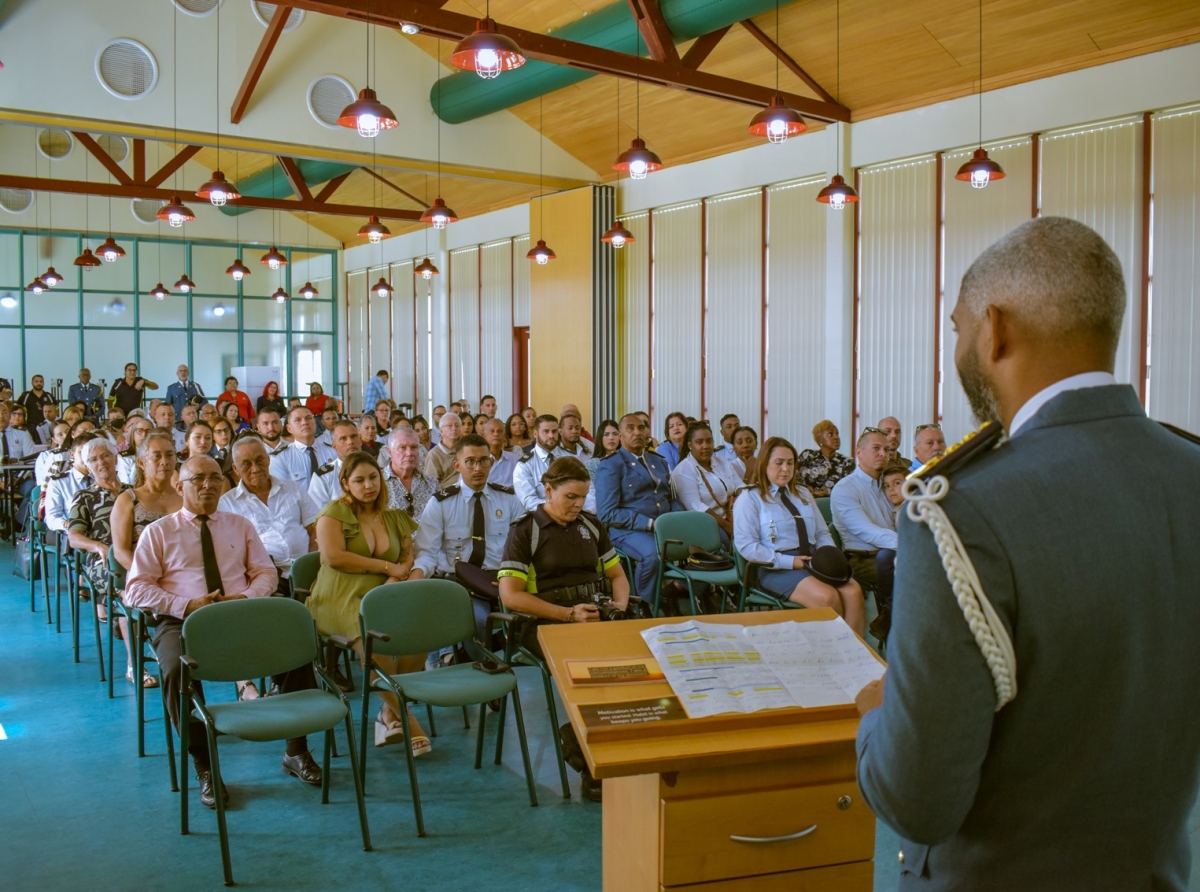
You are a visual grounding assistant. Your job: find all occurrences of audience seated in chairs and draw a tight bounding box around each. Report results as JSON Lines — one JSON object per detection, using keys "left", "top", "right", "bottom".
{"left": 730, "top": 425, "right": 759, "bottom": 483}
{"left": 35, "top": 421, "right": 72, "bottom": 488}
{"left": 111, "top": 428, "right": 180, "bottom": 686}
{"left": 304, "top": 452, "right": 429, "bottom": 756}
{"left": 45, "top": 431, "right": 102, "bottom": 534}
{"left": 0, "top": 400, "right": 36, "bottom": 463}
{"left": 593, "top": 413, "right": 682, "bottom": 611}
{"left": 124, "top": 455, "right": 322, "bottom": 808}
{"left": 497, "top": 456, "right": 630, "bottom": 802}
{"left": 221, "top": 400, "right": 250, "bottom": 435}
{"left": 357, "top": 413, "right": 381, "bottom": 458}
{"left": 256, "top": 380, "right": 286, "bottom": 416}
{"left": 153, "top": 403, "right": 185, "bottom": 452}
{"left": 830, "top": 427, "right": 897, "bottom": 642}
{"left": 882, "top": 462, "right": 908, "bottom": 517}
{"left": 877, "top": 416, "right": 910, "bottom": 467}
{"left": 670, "top": 422, "right": 744, "bottom": 543}
{"left": 797, "top": 420, "right": 856, "bottom": 497}
{"left": 270, "top": 406, "right": 336, "bottom": 487}
{"left": 304, "top": 382, "right": 339, "bottom": 417}
{"left": 255, "top": 407, "right": 286, "bottom": 455}
{"left": 424, "top": 411, "right": 462, "bottom": 489}
{"left": 733, "top": 436, "right": 865, "bottom": 634}
{"left": 656, "top": 412, "right": 688, "bottom": 470}
{"left": 584, "top": 420, "right": 621, "bottom": 479}
{"left": 557, "top": 412, "right": 593, "bottom": 461}
{"left": 117, "top": 417, "right": 154, "bottom": 485}
{"left": 483, "top": 418, "right": 519, "bottom": 488}
{"left": 66, "top": 438, "right": 130, "bottom": 627}
{"left": 514, "top": 414, "right": 567, "bottom": 512}
{"left": 505, "top": 413, "right": 531, "bottom": 453}
{"left": 910, "top": 423, "right": 947, "bottom": 471}
{"left": 216, "top": 376, "right": 255, "bottom": 426}
{"left": 309, "top": 420, "right": 364, "bottom": 508}
{"left": 384, "top": 427, "right": 439, "bottom": 521}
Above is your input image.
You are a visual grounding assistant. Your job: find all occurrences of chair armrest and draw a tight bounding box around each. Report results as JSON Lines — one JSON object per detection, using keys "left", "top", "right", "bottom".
{"left": 180, "top": 654, "right": 198, "bottom": 671}
{"left": 463, "top": 636, "right": 509, "bottom": 666}
{"left": 365, "top": 629, "right": 390, "bottom": 643}
{"left": 327, "top": 634, "right": 355, "bottom": 650}
{"left": 660, "top": 537, "right": 684, "bottom": 561}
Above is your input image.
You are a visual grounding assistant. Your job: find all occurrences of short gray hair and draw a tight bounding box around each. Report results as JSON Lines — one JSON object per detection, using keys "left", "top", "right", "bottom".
{"left": 958, "top": 216, "right": 1126, "bottom": 351}
{"left": 439, "top": 411, "right": 460, "bottom": 431}
{"left": 80, "top": 438, "right": 115, "bottom": 464}
{"left": 231, "top": 436, "right": 267, "bottom": 463}
{"left": 389, "top": 426, "right": 419, "bottom": 447}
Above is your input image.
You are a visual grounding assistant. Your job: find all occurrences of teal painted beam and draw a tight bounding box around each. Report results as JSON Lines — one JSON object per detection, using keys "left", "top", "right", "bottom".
{"left": 220, "top": 159, "right": 357, "bottom": 216}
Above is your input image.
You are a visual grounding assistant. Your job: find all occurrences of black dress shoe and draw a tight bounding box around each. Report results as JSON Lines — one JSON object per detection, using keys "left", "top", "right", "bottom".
{"left": 196, "top": 769, "right": 228, "bottom": 809}
{"left": 330, "top": 667, "right": 354, "bottom": 693}
{"left": 282, "top": 751, "right": 322, "bottom": 786}
{"left": 580, "top": 769, "right": 603, "bottom": 803}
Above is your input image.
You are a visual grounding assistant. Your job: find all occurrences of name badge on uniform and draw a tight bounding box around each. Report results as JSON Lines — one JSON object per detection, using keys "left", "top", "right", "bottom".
{"left": 495, "top": 509, "right": 503, "bottom": 519}
{"left": 579, "top": 526, "right": 590, "bottom": 539}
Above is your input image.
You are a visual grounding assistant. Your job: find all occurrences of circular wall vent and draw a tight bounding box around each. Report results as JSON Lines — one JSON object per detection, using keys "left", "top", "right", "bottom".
{"left": 95, "top": 133, "right": 130, "bottom": 163}
{"left": 131, "top": 198, "right": 161, "bottom": 224}
{"left": 0, "top": 188, "right": 34, "bottom": 214}
{"left": 307, "top": 75, "right": 356, "bottom": 129}
{"left": 96, "top": 39, "right": 159, "bottom": 100}
{"left": 37, "top": 129, "right": 74, "bottom": 160}
{"left": 172, "top": 0, "right": 223, "bottom": 15}
{"left": 252, "top": 2, "right": 304, "bottom": 32}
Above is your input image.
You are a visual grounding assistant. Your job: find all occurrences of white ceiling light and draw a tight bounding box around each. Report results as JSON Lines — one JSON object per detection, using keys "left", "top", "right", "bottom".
{"left": 172, "top": 0, "right": 223, "bottom": 15}
{"left": 306, "top": 75, "right": 356, "bottom": 130}
{"left": 36, "top": 129, "right": 74, "bottom": 160}
{"left": 96, "top": 38, "right": 158, "bottom": 100}
{"left": 252, "top": 2, "right": 304, "bottom": 32}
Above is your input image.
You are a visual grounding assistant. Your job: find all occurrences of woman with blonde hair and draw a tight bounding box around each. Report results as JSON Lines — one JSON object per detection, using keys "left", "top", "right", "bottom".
{"left": 732, "top": 436, "right": 865, "bottom": 634}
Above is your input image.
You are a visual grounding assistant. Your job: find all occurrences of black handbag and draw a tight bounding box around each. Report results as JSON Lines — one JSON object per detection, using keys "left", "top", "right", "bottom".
{"left": 686, "top": 546, "right": 733, "bottom": 571}
{"left": 12, "top": 536, "right": 39, "bottom": 581}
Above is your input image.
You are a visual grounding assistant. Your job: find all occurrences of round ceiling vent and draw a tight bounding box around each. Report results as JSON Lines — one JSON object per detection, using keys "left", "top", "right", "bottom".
{"left": 172, "top": 0, "right": 223, "bottom": 15}
{"left": 94, "top": 133, "right": 130, "bottom": 163}
{"left": 96, "top": 38, "right": 159, "bottom": 100}
{"left": 307, "top": 75, "right": 356, "bottom": 129}
{"left": 0, "top": 188, "right": 34, "bottom": 214}
{"left": 37, "top": 129, "right": 74, "bottom": 160}
{"left": 252, "top": 2, "right": 304, "bottom": 32}
{"left": 131, "top": 198, "right": 161, "bottom": 224}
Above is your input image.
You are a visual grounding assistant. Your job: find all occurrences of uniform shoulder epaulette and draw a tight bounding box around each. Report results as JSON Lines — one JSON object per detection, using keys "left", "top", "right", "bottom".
{"left": 119, "top": 447, "right": 135, "bottom": 458}
{"left": 600, "top": 450, "right": 620, "bottom": 460}
{"left": 1160, "top": 420, "right": 1200, "bottom": 447}
{"left": 315, "top": 460, "right": 337, "bottom": 476}
{"left": 269, "top": 442, "right": 287, "bottom": 455}
{"left": 517, "top": 451, "right": 534, "bottom": 463}
{"left": 908, "top": 421, "right": 1004, "bottom": 481}
{"left": 434, "top": 484, "right": 461, "bottom": 501}
{"left": 487, "top": 482, "right": 515, "bottom": 494}
{"left": 47, "top": 469, "right": 70, "bottom": 481}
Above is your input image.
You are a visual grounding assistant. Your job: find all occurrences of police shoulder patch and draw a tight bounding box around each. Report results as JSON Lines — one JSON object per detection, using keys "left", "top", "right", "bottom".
{"left": 315, "top": 461, "right": 337, "bottom": 476}
{"left": 487, "top": 482, "right": 515, "bottom": 494}
{"left": 434, "top": 484, "right": 461, "bottom": 502}
{"left": 517, "top": 452, "right": 533, "bottom": 463}
{"left": 909, "top": 421, "right": 1004, "bottom": 481}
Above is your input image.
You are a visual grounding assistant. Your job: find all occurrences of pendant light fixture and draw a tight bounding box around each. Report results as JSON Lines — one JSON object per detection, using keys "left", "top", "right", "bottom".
{"left": 372, "top": 277, "right": 394, "bottom": 298}
{"left": 158, "top": 11, "right": 196, "bottom": 226}
{"left": 226, "top": 153, "right": 249, "bottom": 281}
{"left": 98, "top": 236, "right": 126, "bottom": 262}
{"left": 197, "top": 4, "right": 240, "bottom": 207}
{"left": 358, "top": 213, "right": 391, "bottom": 244}
{"left": 174, "top": 273, "right": 196, "bottom": 293}
{"left": 298, "top": 212, "right": 318, "bottom": 298}
{"left": 27, "top": 142, "right": 45, "bottom": 294}
{"left": 526, "top": 96, "right": 556, "bottom": 265}
{"left": 272, "top": 286, "right": 290, "bottom": 303}
{"left": 261, "top": 246, "right": 287, "bottom": 270}
{"left": 149, "top": 282, "right": 170, "bottom": 301}
{"left": 226, "top": 256, "right": 250, "bottom": 281}
{"left": 42, "top": 266, "right": 63, "bottom": 287}
{"left": 613, "top": 27, "right": 662, "bottom": 179}
{"left": 956, "top": 0, "right": 1004, "bottom": 189}
{"left": 602, "top": 77, "right": 634, "bottom": 249}
{"left": 748, "top": 0, "right": 806, "bottom": 144}
{"left": 422, "top": 42, "right": 457, "bottom": 229}
{"left": 26, "top": 276, "right": 47, "bottom": 295}
{"left": 298, "top": 281, "right": 318, "bottom": 299}
{"left": 75, "top": 152, "right": 102, "bottom": 272}
{"left": 338, "top": 0, "right": 397, "bottom": 137}
{"left": 817, "top": 0, "right": 858, "bottom": 210}
{"left": 74, "top": 249, "right": 102, "bottom": 271}
{"left": 449, "top": 1, "right": 525, "bottom": 80}
{"left": 414, "top": 256, "right": 439, "bottom": 279}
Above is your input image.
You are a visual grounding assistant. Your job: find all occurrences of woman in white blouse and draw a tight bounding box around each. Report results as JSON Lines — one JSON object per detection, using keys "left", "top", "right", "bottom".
{"left": 670, "top": 423, "right": 744, "bottom": 542}
{"left": 732, "top": 436, "right": 865, "bottom": 634}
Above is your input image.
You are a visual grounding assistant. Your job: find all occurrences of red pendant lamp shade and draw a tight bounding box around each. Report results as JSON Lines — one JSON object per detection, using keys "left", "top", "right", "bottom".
{"left": 174, "top": 273, "right": 196, "bottom": 293}
{"left": 420, "top": 198, "right": 458, "bottom": 229}
{"left": 197, "top": 170, "right": 240, "bottom": 207}
{"left": 41, "top": 267, "right": 62, "bottom": 287}
{"left": 298, "top": 282, "right": 318, "bottom": 299}
{"left": 226, "top": 257, "right": 251, "bottom": 280}
{"left": 272, "top": 287, "right": 290, "bottom": 303}
{"left": 97, "top": 237, "right": 126, "bottom": 262}
{"left": 955, "top": 148, "right": 1006, "bottom": 189}
{"left": 358, "top": 215, "right": 392, "bottom": 244}
{"left": 748, "top": 96, "right": 807, "bottom": 144}
{"left": 73, "top": 249, "right": 102, "bottom": 271}
{"left": 601, "top": 221, "right": 635, "bottom": 248}
{"left": 260, "top": 246, "right": 287, "bottom": 270}
{"left": 526, "top": 239, "right": 556, "bottom": 265}
{"left": 816, "top": 174, "right": 859, "bottom": 210}
{"left": 372, "top": 277, "right": 394, "bottom": 298}
{"left": 26, "top": 276, "right": 48, "bottom": 294}
{"left": 338, "top": 88, "right": 398, "bottom": 138}
{"left": 414, "top": 257, "right": 440, "bottom": 279}
{"left": 157, "top": 195, "right": 195, "bottom": 227}
{"left": 149, "top": 283, "right": 170, "bottom": 301}
{"left": 612, "top": 138, "right": 662, "bottom": 180}
{"left": 450, "top": 18, "right": 525, "bottom": 79}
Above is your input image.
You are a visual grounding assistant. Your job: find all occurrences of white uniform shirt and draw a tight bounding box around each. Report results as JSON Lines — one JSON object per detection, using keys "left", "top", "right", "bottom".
{"left": 117, "top": 452, "right": 139, "bottom": 486}
{"left": 36, "top": 447, "right": 71, "bottom": 488}
{"left": 512, "top": 444, "right": 569, "bottom": 512}
{"left": 45, "top": 467, "right": 90, "bottom": 532}
{"left": 219, "top": 477, "right": 319, "bottom": 575}
{"left": 558, "top": 439, "right": 594, "bottom": 461}
{"left": 269, "top": 439, "right": 337, "bottom": 486}
{"left": 0, "top": 425, "right": 35, "bottom": 461}
{"left": 733, "top": 485, "right": 835, "bottom": 570}
{"left": 670, "top": 454, "right": 744, "bottom": 516}
{"left": 486, "top": 450, "right": 520, "bottom": 488}
{"left": 307, "top": 457, "right": 344, "bottom": 508}
{"left": 412, "top": 479, "right": 523, "bottom": 577}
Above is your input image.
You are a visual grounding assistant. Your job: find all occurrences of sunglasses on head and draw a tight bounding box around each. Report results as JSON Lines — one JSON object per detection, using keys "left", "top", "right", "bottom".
{"left": 861, "top": 426, "right": 884, "bottom": 436}
{"left": 915, "top": 423, "right": 942, "bottom": 433}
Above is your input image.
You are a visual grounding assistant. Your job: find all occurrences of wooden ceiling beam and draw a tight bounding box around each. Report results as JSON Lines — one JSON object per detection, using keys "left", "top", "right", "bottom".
{"left": 71, "top": 132, "right": 134, "bottom": 186}
{"left": 314, "top": 171, "right": 352, "bottom": 203}
{"left": 623, "top": 0, "right": 680, "bottom": 65}
{"left": 284, "top": 0, "right": 850, "bottom": 122}
{"left": 0, "top": 174, "right": 424, "bottom": 220}
{"left": 276, "top": 156, "right": 313, "bottom": 201}
{"left": 132, "top": 139, "right": 146, "bottom": 183}
{"left": 681, "top": 26, "right": 730, "bottom": 70}
{"left": 144, "top": 145, "right": 203, "bottom": 188}
{"left": 359, "top": 166, "right": 425, "bottom": 207}
{"left": 231, "top": 6, "right": 292, "bottom": 125}
{"left": 739, "top": 18, "right": 836, "bottom": 105}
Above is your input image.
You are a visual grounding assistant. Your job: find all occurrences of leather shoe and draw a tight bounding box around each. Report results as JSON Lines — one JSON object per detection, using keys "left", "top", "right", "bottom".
{"left": 282, "top": 751, "right": 322, "bottom": 786}
{"left": 580, "top": 768, "right": 603, "bottom": 803}
{"left": 196, "top": 769, "right": 228, "bottom": 809}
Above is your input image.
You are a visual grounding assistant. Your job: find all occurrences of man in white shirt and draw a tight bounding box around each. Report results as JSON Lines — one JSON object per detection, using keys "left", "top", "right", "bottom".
{"left": 44, "top": 432, "right": 101, "bottom": 532}
{"left": 316, "top": 406, "right": 340, "bottom": 448}
{"left": 714, "top": 413, "right": 739, "bottom": 461}
{"left": 0, "top": 401, "right": 36, "bottom": 463}
{"left": 513, "top": 414, "right": 568, "bottom": 512}
{"left": 153, "top": 402, "right": 186, "bottom": 453}
{"left": 308, "top": 420, "right": 363, "bottom": 507}
{"left": 483, "top": 417, "right": 519, "bottom": 488}
{"left": 830, "top": 428, "right": 897, "bottom": 637}
{"left": 557, "top": 412, "right": 593, "bottom": 460}
{"left": 220, "top": 438, "right": 319, "bottom": 587}
{"left": 270, "top": 406, "right": 335, "bottom": 486}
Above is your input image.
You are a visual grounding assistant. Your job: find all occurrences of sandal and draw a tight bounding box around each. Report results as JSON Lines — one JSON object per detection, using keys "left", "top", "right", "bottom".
{"left": 237, "top": 681, "right": 260, "bottom": 701}
{"left": 126, "top": 666, "right": 160, "bottom": 688}
{"left": 375, "top": 711, "right": 407, "bottom": 747}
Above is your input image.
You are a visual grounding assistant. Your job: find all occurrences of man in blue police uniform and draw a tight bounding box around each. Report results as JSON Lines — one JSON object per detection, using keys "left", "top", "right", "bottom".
{"left": 593, "top": 413, "right": 682, "bottom": 609}
{"left": 67, "top": 368, "right": 102, "bottom": 416}
{"left": 854, "top": 217, "right": 1200, "bottom": 891}
{"left": 165, "top": 364, "right": 207, "bottom": 416}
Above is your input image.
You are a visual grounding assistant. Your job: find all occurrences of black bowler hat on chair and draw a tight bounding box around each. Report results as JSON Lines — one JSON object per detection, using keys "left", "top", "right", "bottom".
{"left": 808, "top": 545, "right": 852, "bottom": 586}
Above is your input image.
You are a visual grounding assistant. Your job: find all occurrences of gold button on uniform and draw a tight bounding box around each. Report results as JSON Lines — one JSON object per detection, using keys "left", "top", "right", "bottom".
{"left": 898, "top": 851, "right": 905, "bottom": 864}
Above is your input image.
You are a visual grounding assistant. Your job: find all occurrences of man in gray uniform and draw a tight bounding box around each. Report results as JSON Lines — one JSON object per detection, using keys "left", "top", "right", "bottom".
{"left": 854, "top": 216, "right": 1200, "bottom": 891}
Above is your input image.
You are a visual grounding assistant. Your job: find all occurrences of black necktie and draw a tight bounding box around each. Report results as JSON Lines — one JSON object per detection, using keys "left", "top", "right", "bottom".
{"left": 1, "top": 430, "right": 8, "bottom": 458}
{"left": 777, "top": 490, "right": 813, "bottom": 556}
{"left": 468, "top": 492, "right": 485, "bottom": 567}
{"left": 306, "top": 446, "right": 318, "bottom": 476}
{"left": 196, "top": 514, "right": 225, "bottom": 596}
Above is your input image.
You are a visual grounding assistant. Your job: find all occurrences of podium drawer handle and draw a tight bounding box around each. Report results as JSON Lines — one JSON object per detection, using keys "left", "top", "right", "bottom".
{"left": 730, "top": 824, "right": 817, "bottom": 844}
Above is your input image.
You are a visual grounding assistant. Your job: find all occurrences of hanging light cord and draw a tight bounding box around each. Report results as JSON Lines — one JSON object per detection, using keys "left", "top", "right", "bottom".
{"left": 774, "top": 0, "right": 780, "bottom": 95}
{"left": 978, "top": 0, "right": 983, "bottom": 147}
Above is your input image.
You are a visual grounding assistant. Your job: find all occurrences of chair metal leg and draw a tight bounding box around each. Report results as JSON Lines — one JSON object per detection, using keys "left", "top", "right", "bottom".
{"left": 135, "top": 615, "right": 147, "bottom": 757}
{"left": 652, "top": 562, "right": 665, "bottom": 618}
{"left": 91, "top": 589, "right": 106, "bottom": 683}
{"left": 54, "top": 549, "right": 63, "bottom": 633}
{"left": 474, "top": 702, "right": 487, "bottom": 769}
{"left": 342, "top": 712, "right": 372, "bottom": 851}
{"left": 508, "top": 685, "right": 539, "bottom": 808}
{"left": 540, "top": 663, "right": 572, "bottom": 799}
{"left": 396, "top": 696, "right": 426, "bottom": 837}
{"left": 107, "top": 606, "right": 116, "bottom": 699}
{"left": 179, "top": 699, "right": 191, "bottom": 835}
{"left": 462, "top": 705, "right": 471, "bottom": 729}
{"left": 321, "top": 729, "right": 333, "bottom": 805}
{"left": 40, "top": 546, "right": 51, "bottom": 623}
{"left": 206, "top": 730, "right": 235, "bottom": 887}
{"left": 425, "top": 702, "right": 437, "bottom": 737}
{"left": 493, "top": 694, "right": 507, "bottom": 765}
{"left": 71, "top": 567, "right": 82, "bottom": 663}
{"left": 358, "top": 675, "right": 371, "bottom": 797}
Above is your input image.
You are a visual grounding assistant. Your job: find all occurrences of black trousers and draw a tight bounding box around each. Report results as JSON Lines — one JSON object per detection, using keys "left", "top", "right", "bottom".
{"left": 152, "top": 616, "right": 318, "bottom": 769}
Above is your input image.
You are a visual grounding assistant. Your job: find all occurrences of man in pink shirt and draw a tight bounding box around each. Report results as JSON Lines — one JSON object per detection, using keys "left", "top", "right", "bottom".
{"left": 125, "top": 455, "right": 322, "bottom": 808}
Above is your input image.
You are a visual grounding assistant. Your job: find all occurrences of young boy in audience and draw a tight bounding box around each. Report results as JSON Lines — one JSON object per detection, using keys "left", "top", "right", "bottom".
{"left": 882, "top": 464, "right": 908, "bottom": 517}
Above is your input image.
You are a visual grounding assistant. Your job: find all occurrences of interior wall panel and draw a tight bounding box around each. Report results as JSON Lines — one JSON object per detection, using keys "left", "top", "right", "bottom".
{"left": 1149, "top": 107, "right": 1200, "bottom": 430}
{"left": 766, "top": 178, "right": 827, "bottom": 446}
{"left": 414, "top": 270, "right": 434, "bottom": 419}
{"left": 345, "top": 268, "right": 367, "bottom": 413}
{"left": 1040, "top": 117, "right": 1143, "bottom": 387}
{"left": 617, "top": 212, "right": 650, "bottom": 418}
{"left": 512, "top": 235, "right": 531, "bottom": 328}
{"left": 652, "top": 201, "right": 703, "bottom": 428}
{"left": 449, "top": 247, "right": 480, "bottom": 410}
{"left": 705, "top": 190, "right": 763, "bottom": 430}
{"left": 480, "top": 240, "right": 514, "bottom": 415}
{"left": 857, "top": 157, "right": 937, "bottom": 440}
{"left": 389, "top": 259, "right": 416, "bottom": 411}
{"left": 941, "top": 140, "right": 1034, "bottom": 442}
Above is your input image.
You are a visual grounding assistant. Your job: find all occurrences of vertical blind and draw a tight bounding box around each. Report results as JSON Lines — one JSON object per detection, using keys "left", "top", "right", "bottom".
{"left": 1040, "top": 117, "right": 1144, "bottom": 386}
{"left": 705, "top": 190, "right": 763, "bottom": 431}
{"left": 617, "top": 213, "right": 650, "bottom": 417}
{"left": 1149, "top": 106, "right": 1200, "bottom": 430}
{"left": 389, "top": 259, "right": 416, "bottom": 409}
{"left": 414, "top": 271, "right": 434, "bottom": 419}
{"left": 366, "top": 264, "right": 391, "bottom": 401}
{"left": 857, "top": 157, "right": 937, "bottom": 440}
{"left": 940, "top": 140, "right": 1034, "bottom": 442}
{"left": 479, "top": 240, "right": 514, "bottom": 414}
{"left": 449, "top": 247, "right": 480, "bottom": 407}
{"left": 512, "top": 235, "right": 531, "bottom": 328}
{"left": 652, "top": 202, "right": 703, "bottom": 426}
{"left": 345, "top": 269, "right": 367, "bottom": 412}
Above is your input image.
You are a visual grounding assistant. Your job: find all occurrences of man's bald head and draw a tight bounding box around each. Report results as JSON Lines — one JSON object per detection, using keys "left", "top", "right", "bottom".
{"left": 180, "top": 455, "right": 221, "bottom": 478}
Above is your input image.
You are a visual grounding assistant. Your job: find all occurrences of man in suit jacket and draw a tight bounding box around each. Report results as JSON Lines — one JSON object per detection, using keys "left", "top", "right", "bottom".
{"left": 854, "top": 216, "right": 1200, "bottom": 891}
{"left": 594, "top": 414, "right": 682, "bottom": 610}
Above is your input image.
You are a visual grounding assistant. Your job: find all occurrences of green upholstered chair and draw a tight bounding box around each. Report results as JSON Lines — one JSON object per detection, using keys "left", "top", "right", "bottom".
{"left": 652, "top": 511, "right": 742, "bottom": 616}
{"left": 732, "top": 544, "right": 804, "bottom": 612}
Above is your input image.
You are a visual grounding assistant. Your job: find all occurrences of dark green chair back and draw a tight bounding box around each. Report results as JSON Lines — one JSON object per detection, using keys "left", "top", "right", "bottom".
{"left": 290, "top": 551, "right": 321, "bottom": 598}
{"left": 654, "top": 511, "right": 723, "bottom": 562}
{"left": 816, "top": 497, "right": 833, "bottom": 525}
{"left": 360, "top": 580, "right": 474, "bottom": 658}
{"left": 181, "top": 597, "right": 318, "bottom": 682}
{"left": 107, "top": 547, "right": 127, "bottom": 591}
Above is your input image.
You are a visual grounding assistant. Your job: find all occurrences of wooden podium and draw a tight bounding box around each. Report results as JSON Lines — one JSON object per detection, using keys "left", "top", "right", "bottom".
{"left": 538, "top": 608, "right": 877, "bottom": 892}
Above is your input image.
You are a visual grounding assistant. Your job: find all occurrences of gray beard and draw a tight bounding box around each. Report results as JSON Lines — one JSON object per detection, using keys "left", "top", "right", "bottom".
{"left": 957, "top": 344, "right": 1002, "bottom": 427}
